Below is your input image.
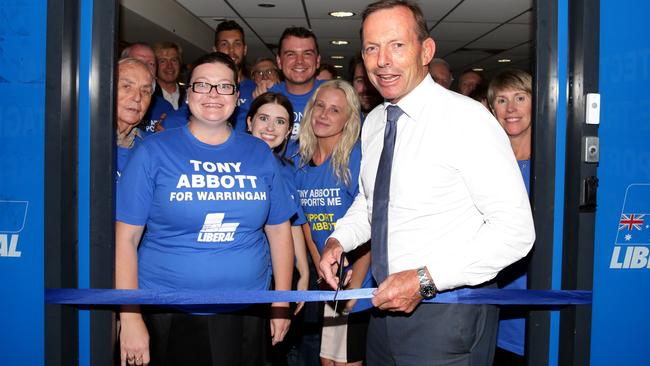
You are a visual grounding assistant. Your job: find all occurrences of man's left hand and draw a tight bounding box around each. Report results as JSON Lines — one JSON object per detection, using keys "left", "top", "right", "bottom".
{"left": 372, "top": 269, "right": 422, "bottom": 313}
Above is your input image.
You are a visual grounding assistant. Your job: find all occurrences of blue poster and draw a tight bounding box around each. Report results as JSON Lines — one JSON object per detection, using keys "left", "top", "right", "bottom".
{"left": 0, "top": 201, "right": 29, "bottom": 257}
{"left": 610, "top": 185, "right": 650, "bottom": 269}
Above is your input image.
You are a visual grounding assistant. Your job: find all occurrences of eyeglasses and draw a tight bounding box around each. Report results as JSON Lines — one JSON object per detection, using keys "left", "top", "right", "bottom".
{"left": 253, "top": 69, "right": 278, "bottom": 78}
{"left": 189, "top": 82, "right": 238, "bottom": 95}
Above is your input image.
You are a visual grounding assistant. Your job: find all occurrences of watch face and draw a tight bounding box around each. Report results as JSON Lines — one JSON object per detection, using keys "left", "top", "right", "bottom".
{"left": 420, "top": 285, "right": 436, "bottom": 299}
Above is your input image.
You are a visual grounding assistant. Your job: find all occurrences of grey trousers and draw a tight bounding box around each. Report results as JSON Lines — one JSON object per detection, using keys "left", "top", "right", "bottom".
{"left": 366, "top": 303, "right": 499, "bottom": 366}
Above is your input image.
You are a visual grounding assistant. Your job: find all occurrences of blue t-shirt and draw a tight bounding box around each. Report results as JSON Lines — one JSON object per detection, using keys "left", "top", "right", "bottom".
{"left": 270, "top": 80, "right": 324, "bottom": 158}
{"left": 116, "top": 126, "right": 295, "bottom": 294}
{"left": 141, "top": 95, "right": 190, "bottom": 135}
{"left": 116, "top": 132, "right": 144, "bottom": 178}
{"left": 294, "top": 142, "right": 374, "bottom": 312}
{"left": 278, "top": 159, "right": 306, "bottom": 226}
{"left": 231, "top": 78, "right": 256, "bottom": 133}
{"left": 496, "top": 159, "right": 531, "bottom": 355}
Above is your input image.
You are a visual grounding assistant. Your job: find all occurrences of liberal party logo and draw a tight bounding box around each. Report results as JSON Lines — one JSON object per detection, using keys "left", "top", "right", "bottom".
{"left": 610, "top": 184, "right": 650, "bottom": 269}
{"left": 0, "top": 200, "right": 28, "bottom": 258}
{"left": 197, "top": 213, "right": 240, "bottom": 243}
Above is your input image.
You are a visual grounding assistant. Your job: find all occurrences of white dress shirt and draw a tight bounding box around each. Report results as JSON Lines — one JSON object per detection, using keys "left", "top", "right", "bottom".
{"left": 330, "top": 75, "right": 535, "bottom": 292}
{"left": 161, "top": 84, "right": 180, "bottom": 110}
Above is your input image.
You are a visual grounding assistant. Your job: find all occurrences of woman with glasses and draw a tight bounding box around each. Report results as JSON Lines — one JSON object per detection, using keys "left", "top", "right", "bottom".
{"left": 295, "top": 80, "right": 373, "bottom": 366}
{"left": 115, "top": 52, "right": 295, "bottom": 366}
{"left": 251, "top": 57, "right": 280, "bottom": 84}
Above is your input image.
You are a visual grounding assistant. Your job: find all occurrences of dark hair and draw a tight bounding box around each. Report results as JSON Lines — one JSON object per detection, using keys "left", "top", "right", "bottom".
{"left": 348, "top": 54, "right": 365, "bottom": 82}
{"left": 469, "top": 81, "right": 489, "bottom": 104}
{"left": 318, "top": 63, "right": 338, "bottom": 79}
{"left": 188, "top": 52, "right": 239, "bottom": 85}
{"left": 278, "top": 26, "right": 319, "bottom": 54}
{"left": 246, "top": 92, "right": 294, "bottom": 158}
{"left": 361, "top": 0, "right": 429, "bottom": 43}
{"left": 215, "top": 20, "right": 246, "bottom": 45}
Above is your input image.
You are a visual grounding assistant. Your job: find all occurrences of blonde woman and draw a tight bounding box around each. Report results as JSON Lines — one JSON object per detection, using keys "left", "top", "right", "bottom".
{"left": 295, "top": 80, "right": 373, "bottom": 366}
{"left": 488, "top": 68, "right": 533, "bottom": 365}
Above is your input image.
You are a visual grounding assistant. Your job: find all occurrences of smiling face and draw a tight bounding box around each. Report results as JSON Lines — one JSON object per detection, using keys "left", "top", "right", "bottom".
{"left": 491, "top": 88, "right": 532, "bottom": 139}
{"left": 116, "top": 62, "right": 153, "bottom": 128}
{"left": 187, "top": 62, "right": 238, "bottom": 126}
{"left": 362, "top": 6, "right": 434, "bottom": 103}
{"left": 247, "top": 102, "right": 291, "bottom": 149}
{"left": 156, "top": 47, "right": 181, "bottom": 84}
{"left": 310, "top": 87, "right": 349, "bottom": 141}
{"left": 215, "top": 29, "right": 247, "bottom": 69}
{"left": 277, "top": 36, "right": 320, "bottom": 91}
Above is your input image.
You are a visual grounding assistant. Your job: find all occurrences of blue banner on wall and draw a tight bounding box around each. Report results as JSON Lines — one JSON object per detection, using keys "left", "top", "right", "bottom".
{"left": 0, "top": 201, "right": 29, "bottom": 258}
{"left": 610, "top": 185, "right": 650, "bottom": 269}
{"left": 592, "top": 0, "right": 650, "bottom": 363}
{"left": 0, "top": 1, "right": 47, "bottom": 365}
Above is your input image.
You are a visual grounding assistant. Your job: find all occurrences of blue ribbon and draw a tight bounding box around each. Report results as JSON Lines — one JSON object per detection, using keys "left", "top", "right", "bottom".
{"left": 46, "top": 288, "right": 591, "bottom": 306}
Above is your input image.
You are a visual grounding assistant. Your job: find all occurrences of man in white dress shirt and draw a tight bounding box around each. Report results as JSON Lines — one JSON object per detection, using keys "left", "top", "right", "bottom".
{"left": 319, "top": 1, "right": 535, "bottom": 364}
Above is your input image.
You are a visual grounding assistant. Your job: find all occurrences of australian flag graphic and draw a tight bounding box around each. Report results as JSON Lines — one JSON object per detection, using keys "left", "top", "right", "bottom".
{"left": 615, "top": 184, "right": 650, "bottom": 246}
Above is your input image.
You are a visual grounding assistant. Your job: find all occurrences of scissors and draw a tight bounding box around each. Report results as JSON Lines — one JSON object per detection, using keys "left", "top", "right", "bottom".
{"left": 333, "top": 252, "right": 346, "bottom": 313}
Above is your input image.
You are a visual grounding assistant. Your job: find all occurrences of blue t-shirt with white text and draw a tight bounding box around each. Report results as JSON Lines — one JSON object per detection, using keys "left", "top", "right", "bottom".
{"left": 116, "top": 126, "right": 294, "bottom": 293}
{"left": 278, "top": 159, "right": 306, "bottom": 226}
{"left": 294, "top": 142, "right": 373, "bottom": 312}
{"left": 231, "top": 78, "right": 256, "bottom": 133}
{"left": 141, "top": 95, "right": 190, "bottom": 135}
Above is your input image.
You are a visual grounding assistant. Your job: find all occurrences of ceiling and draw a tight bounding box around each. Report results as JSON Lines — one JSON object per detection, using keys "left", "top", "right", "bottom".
{"left": 120, "top": 0, "right": 533, "bottom": 80}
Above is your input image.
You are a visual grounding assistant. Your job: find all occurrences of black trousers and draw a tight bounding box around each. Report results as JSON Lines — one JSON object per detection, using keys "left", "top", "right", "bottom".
{"left": 366, "top": 303, "right": 499, "bottom": 366}
{"left": 142, "top": 306, "right": 268, "bottom": 366}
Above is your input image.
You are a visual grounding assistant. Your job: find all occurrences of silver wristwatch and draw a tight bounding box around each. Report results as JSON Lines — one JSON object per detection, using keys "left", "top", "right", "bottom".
{"left": 417, "top": 266, "right": 437, "bottom": 299}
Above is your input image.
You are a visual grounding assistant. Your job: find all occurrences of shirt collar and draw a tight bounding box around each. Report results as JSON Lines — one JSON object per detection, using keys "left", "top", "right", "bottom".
{"left": 381, "top": 75, "right": 437, "bottom": 121}
{"left": 116, "top": 127, "right": 142, "bottom": 148}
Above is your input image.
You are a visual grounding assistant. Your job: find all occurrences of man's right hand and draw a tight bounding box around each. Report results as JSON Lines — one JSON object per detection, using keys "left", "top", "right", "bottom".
{"left": 319, "top": 238, "right": 350, "bottom": 290}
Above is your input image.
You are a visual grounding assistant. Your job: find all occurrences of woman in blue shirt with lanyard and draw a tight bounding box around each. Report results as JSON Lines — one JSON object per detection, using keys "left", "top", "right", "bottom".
{"left": 295, "top": 80, "right": 373, "bottom": 366}
{"left": 115, "top": 52, "right": 294, "bottom": 366}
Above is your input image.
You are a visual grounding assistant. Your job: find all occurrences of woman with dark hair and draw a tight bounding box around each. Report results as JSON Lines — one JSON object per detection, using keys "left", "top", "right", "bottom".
{"left": 246, "top": 92, "right": 310, "bottom": 314}
{"left": 116, "top": 52, "right": 294, "bottom": 365}
{"left": 295, "top": 80, "right": 373, "bottom": 366}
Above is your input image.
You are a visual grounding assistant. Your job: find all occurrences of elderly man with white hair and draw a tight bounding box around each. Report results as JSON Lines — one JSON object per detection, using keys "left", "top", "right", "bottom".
{"left": 115, "top": 58, "right": 154, "bottom": 176}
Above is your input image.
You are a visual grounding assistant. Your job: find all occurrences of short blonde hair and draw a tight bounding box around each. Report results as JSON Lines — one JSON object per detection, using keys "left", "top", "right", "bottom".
{"left": 487, "top": 69, "right": 532, "bottom": 108}
{"left": 298, "top": 80, "right": 361, "bottom": 187}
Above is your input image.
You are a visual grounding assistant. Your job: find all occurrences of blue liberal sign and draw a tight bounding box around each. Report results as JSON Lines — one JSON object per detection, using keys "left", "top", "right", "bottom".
{"left": 610, "top": 184, "right": 650, "bottom": 269}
